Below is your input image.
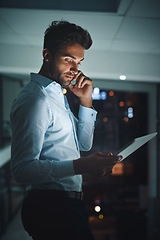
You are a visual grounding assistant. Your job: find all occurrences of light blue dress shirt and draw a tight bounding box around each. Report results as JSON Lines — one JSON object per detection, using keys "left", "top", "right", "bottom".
{"left": 10, "top": 73, "right": 97, "bottom": 192}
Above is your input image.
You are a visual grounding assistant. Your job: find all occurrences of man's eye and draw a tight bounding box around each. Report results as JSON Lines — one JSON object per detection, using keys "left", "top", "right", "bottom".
{"left": 65, "top": 59, "right": 72, "bottom": 64}
{"left": 64, "top": 58, "right": 81, "bottom": 66}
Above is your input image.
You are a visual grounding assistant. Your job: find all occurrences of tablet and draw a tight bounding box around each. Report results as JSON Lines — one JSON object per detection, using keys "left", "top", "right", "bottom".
{"left": 115, "top": 132, "right": 157, "bottom": 162}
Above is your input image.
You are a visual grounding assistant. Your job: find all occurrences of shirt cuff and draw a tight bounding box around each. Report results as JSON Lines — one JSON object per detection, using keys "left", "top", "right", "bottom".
{"left": 55, "top": 160, "right": 75, "bottom": 180}
{"left": 78, "top": 105, "right": 97, "bottom": 122}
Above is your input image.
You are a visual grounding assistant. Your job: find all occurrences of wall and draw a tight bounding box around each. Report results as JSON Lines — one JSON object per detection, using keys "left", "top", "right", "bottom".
{"left": 2, "top": 75, "right": 23, "bottom": 122}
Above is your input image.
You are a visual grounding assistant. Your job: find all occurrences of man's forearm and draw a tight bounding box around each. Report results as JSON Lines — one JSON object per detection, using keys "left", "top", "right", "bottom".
{"left": 73, "top": 153, "right": 122, "bottom": 177}
{"left": 80, "top": 97, "right": 92, "bottom": 108}
{"left": 73, "top": 158, "right": 84, "bottom": 175}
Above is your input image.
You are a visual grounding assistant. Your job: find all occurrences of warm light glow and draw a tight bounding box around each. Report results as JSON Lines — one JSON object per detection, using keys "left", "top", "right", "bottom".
{"left": 99, "top": 214, "right": 104, "bottom": 219}
{"left": 63, "top": 88, "right": 67, "bottom": 94}
{"left": 119, "top": 101, "right": 124, "bottom": 107}
{"left": 120, "top": 75, "right": 126, "bottom": 80}
{"left": 89, "top": 216, "right": 96, "bottom": 222}
{"left": 109, "top": 91, "right": 114, "bottom": 97}
{"left": 112, "top": 162, "right": 133, "bottom": 175}
{"left": 94, "top": 206, "right": 101, "bottom": 212}
{"left": 112, "top": 162, "right": 124, "bottom": 175}
{"left": 103, "top": 117, "right": 109, "bottom": 123}
{"left": 124, "top": 117, "right": 129, "bottom": 122}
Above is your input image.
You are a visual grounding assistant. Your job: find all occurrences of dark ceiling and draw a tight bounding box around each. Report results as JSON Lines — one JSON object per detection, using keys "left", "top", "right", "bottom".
{"left": 0, "top": 0, "right": 121, "bottom": 13}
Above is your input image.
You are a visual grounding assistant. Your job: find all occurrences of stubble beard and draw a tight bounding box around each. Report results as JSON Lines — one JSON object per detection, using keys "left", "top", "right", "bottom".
{"left": 49, "top": 63, "right": 72, "bottom": 88}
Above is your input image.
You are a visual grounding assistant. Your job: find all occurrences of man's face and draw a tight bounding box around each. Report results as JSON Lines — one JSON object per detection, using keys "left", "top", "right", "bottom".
{"left": 49, "top": 44, "right": 85, "bottom": 87}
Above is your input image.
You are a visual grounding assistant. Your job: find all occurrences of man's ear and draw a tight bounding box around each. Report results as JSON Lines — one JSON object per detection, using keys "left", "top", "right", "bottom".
{"left": 42, "top": 48, "right": 52, "bottom": 62}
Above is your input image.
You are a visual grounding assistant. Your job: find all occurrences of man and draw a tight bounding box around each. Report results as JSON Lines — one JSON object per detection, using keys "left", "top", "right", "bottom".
{"left": 10, "top": 21, "right": 121, "bottom": 240}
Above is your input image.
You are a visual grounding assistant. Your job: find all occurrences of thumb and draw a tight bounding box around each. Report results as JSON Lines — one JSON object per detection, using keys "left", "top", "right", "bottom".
{"left": 108, "top": 152, "right": 113, "bottom": 156}
{"left": 68, "top": 83, "right": 74, "bottom": 91}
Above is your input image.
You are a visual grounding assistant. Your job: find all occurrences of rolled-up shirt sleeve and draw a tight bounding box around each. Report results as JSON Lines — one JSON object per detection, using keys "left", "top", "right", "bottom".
{"left": 10, "top": 94, "right": 75, "bottom": 185}
{"left": 77, "top": 105, "right": 97, "bottom": 151}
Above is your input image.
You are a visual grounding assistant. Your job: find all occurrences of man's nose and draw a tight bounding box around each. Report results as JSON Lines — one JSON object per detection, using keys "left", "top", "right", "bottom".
{"left": 70, "top": 62, "right": 78, "bottom": 75}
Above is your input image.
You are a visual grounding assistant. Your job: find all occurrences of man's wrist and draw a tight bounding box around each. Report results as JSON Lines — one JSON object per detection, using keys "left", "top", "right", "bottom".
{"left": 73, "top": 158, "right": 85, "bottom": 175}
{"left": 80, "top": 97, "right": 92, "bottom": 108}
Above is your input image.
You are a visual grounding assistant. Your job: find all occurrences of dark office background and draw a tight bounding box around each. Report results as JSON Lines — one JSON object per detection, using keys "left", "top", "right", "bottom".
{"left": 65, "top": 86, "right": 148, "bottom": 240}
{"left": 0, "top": 0, "right": 160, "bottom": 239}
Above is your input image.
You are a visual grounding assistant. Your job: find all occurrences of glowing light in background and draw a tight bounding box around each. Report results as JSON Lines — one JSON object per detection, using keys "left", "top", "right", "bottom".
{"left": 119, "top": 101, "right": 124, "bottom": 107}
{"left": 128, "top": 107, "right": 134, "bottom": 118}
{"left": 94, "top": 87, "right": 100, "bottom": 94}
{"left": 101, "top": 91, "right": 107, "bottom": 100}
{"left": 112, "top": 162, "right": 124, "bottom": 175}
{"left": 63, "top": 88, "right": 67, "bottom": 94}
{"left": 92, "top": 87, "right": 100, "bottom": 100}
{"left": 92, "top": 88, "right": 107, "bottom": 100}
{"left": 109, "top": 90, "right": 114, "bottom": 97}
{"left": 94, "top": 205, "right": 101, "bottom": 212}
{"left": 99, "top": 214, "right": 104, "bottom": 220}
{"left": 124, "top": 117, "right": 129, "bottom": 122}
{"left": 103, "top": 117, "right": 109, "bottom": 123}
{"left": 119, "top": 75, "right": 126, "bottom": 80}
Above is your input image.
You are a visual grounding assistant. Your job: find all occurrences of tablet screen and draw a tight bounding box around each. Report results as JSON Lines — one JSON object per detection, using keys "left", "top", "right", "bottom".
{"left": 115, "top": 132, "right": 157, "bottom": 162}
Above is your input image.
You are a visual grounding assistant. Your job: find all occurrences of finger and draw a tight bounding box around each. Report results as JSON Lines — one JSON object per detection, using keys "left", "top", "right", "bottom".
{"left": 80, "top": 78, "right": 92, "bottom": 88}
{"left": 108, "top": 152, "right": 113, "bottom": 156}
{"left": 75, "top": 73, "right": 87, "bottom": 88}
{"left": 109, "top": 156, "right": 123, "bottom": 167}
{"left": 77, "top": 75, "right": 85, "bottom": 88}
{"left": 73, "top": 71, "right": 82, "bottom": 81}
{"left": 100, "top": 168, "right": 112, "bottom": 177}
{"left": 109, "top": 155, "right": 122, "bottom": 161}
{"left": 96, "top": 152, "right": 122, "bottom": 162}
{"left": 106, "top": 155, "right": 122, "bottom": 162}
{"left": 102, "top": 156, "right": 122, "bottom": 168}
{"left": 74, "top": 72, "right": 91, "bottom": 88}
{"left": 95, "top": 152, "right": 123, "bottom": 164}
{"left": 69, "top": 82, "right": 77, "bottom": 91}
{"left": 95, "top": 152, "right": 107, "bottom": 157}
{"left": 68, "top": 83, "right": 78, "bottom": 93}
{"left": 118, "top": 155, "right": 123, "bottom": 162}
{"left": 68, "top": 82, "right": 74, "bottom": 89}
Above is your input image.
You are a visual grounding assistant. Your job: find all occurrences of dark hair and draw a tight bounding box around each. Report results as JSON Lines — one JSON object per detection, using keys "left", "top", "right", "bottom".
{"left": 44, "top": 20, "right": 92, "bottom": 57}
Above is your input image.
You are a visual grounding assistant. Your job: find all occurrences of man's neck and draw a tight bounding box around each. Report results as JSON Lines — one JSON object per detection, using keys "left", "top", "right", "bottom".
{"left": 38, "top": 65, "right": 51, "bottom": 80}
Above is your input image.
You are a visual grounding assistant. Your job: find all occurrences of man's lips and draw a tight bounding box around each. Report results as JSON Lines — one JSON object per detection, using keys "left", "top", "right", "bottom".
{"left": 65, "top": 74, "right": 75, "bottom": 80}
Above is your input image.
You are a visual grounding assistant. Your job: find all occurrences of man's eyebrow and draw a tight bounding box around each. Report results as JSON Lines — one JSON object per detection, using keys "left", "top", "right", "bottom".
{"left": 64, "top": 54, "right": 84, "bottom": 61}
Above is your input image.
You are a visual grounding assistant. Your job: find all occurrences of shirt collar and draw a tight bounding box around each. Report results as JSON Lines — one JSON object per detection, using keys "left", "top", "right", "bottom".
{"left": 30, "top": 72, "right": 63, "bottom": 90}
{"left": 30, "top": 73, "right": 65, "bottom": 101}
